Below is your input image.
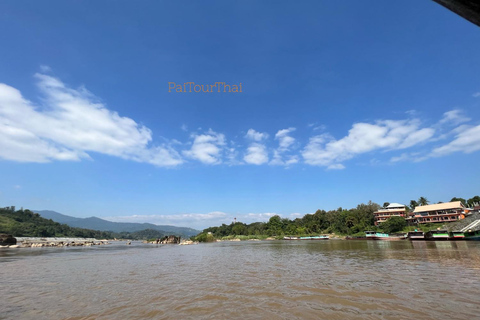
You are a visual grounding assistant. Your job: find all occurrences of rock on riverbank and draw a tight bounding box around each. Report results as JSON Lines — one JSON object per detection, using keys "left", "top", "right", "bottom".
{"left": 4, "top": 237, "right": 111, "bottom": 248}
{"left": 0, "top": 234, "right": 17, "bottom": 246}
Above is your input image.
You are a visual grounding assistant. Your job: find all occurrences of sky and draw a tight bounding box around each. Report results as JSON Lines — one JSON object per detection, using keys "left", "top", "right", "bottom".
{"left": 1, "top": 1, "right": 480, "bottom": 230}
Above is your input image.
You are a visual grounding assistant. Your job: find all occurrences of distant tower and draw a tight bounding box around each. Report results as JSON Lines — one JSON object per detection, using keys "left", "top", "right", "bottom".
{"left": 234, "top": 217, "right": 236, "bottom": 224}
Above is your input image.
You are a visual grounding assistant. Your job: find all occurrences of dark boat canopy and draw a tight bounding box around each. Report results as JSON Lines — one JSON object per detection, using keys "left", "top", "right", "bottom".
{"left": 433, "top": 0, "right": 480, "bottom": 27}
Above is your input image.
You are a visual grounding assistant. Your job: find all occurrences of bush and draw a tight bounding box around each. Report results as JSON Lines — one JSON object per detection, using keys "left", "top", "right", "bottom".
{"left": 381, "top": 216, "right": 407, "bottom": 234}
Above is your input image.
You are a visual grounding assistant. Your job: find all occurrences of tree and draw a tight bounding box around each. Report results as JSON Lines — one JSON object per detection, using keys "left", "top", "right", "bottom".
{"left": 383, "top": 202, "right": 390, "bottom": 208}
{"left": 232, "top": 223, "right": 246, "bottom": 235}
{"left": 266, "top": 215, "right": 283, "bottom": 235}
{"left": 467, "top": 196, "right": 480, "bottom": 208}
{"left": 418, "top": 197, "right": 429, "bottom": 206}
{"left": 409, "top": 200, "right": 418, "bottom": 210}
{"left": 381, "top": 216, "right": 407, "bottom": 234}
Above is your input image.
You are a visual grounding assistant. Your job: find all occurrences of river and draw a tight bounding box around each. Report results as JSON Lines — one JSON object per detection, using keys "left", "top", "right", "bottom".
{"left": 1, "top": 240, "right": 480, "bottom": 319}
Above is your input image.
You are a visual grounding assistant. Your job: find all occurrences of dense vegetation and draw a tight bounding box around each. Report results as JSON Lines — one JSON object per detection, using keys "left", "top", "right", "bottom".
{"left": 194, "top": 195, "right": 480, "bottom": 241}
{"left": 0, "top": 208, "right": 166, "bottom": 240}
{"left": 195, "top": 201, "right": 381, "bottom": 241}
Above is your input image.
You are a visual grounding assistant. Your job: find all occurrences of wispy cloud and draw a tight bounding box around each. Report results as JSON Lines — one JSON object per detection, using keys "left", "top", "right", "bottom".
{"left": 1, "top": 72, "right": 479, "bottom": 169}
{"left": 439, "top": 109, "right": 471, "bottom": 126}
{"left": 302, "top": 120, "right": 434, "bottom": 169}
{"left": 473, "top": 92, "right": 480, "bottom": 98}
{"left": 0, "top": 73, "right": 182, "bottom": 166}
{"left": 105, "top": 211, "right": 230, "bottom": 229}
{"left": 270, "top": 127, "right": 298, "bottom": 166}
{"left": 432, "top": 125, "right": 480, "bottom": 157}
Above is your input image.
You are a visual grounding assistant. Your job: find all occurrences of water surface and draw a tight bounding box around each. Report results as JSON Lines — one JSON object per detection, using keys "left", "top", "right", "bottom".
{"left": 1, "top": 240, "right": 480, "bottom": 319}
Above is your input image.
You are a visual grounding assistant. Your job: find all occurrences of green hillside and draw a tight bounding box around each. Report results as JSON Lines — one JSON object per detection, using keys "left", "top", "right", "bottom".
{"left": 0, "top": 208, "right": 167, "bottom": 240}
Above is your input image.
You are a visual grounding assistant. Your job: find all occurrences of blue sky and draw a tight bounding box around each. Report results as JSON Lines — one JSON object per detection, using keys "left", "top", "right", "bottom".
{"left": 1, "top": 1, "right": 479, "bottom": 229}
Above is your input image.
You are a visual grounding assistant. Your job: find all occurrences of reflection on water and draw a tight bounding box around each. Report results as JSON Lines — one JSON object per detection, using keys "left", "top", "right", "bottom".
{"left": 1, "top": 240, "right": 480, "bottom": 320}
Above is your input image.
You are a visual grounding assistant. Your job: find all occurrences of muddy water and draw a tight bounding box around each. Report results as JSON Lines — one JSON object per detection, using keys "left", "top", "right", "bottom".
{"left": 1, "top": 240, "right": 480, "bottom": 320}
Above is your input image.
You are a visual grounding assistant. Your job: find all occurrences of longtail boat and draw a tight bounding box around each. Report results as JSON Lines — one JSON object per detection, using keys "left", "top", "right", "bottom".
{"left": 407, "top": 231, "right": 425, "bottom": 240}
{"left": 425, "top": 230, "right": 449, "bottom": 241}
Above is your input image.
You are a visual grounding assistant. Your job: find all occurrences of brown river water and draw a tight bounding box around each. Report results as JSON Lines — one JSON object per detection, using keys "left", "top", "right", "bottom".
{"left": 1, "top": 240, "right": 480, "bottom": 320}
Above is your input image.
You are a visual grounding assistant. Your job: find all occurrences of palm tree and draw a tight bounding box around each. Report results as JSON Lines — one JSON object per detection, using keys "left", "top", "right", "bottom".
{"left": 409, "top": 200, "right": 418, "bottom": 210}
{"left": 418, "top": 197, "right": 429, "bottom": 206}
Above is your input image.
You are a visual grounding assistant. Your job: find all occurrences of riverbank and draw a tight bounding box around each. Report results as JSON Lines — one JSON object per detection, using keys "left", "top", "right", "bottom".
{"left": 0, "top": 237, "right": 111, "bottom": 248}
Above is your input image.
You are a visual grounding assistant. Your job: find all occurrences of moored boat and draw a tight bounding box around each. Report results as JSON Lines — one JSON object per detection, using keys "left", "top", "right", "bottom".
{"left": 464, "top": 230, "right": 480, "bottom": 241}
{"left": 307, "top": 235, "right": 329, "bottom": 240}
{"left": 284, "top": 235, "right": 329, "bottom": 240}
{"left": 448, "top": 231, "right": 464, "bottom": 240}
{"left": 352, "top": 231, "right": 406, "bottom": 241}
{"left": 425, "top": 230, "right": 449, "bottom": 241}
{"left": 407, "top": 231, "right": 425, "bottom": 240}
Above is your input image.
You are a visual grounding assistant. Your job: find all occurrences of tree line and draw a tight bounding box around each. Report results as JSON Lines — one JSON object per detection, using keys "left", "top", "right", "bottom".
{"left": 195, "top": 195, "right": 480, "bottom": 241}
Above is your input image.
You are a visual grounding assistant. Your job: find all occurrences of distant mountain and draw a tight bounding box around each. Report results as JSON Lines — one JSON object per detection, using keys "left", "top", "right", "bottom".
{"left": 36, "top": 210, "right": 83, "bottom": 224}
{"left": 1, "top": 208, "right": 115, "bottom": 239}
{"left": 35, "top": 210, "right": 200, "bottom": 237}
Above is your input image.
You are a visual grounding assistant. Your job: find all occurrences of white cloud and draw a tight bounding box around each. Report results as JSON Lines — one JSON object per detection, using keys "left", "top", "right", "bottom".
{"left": 183, "top": 129, "right": 226, "bottom": 164}
{"left": 270, "top": 127, "right": 297, "bottom": 166}
{"left": 439, "top": 109, "right": 471, "bottom": 126}
{"left": 473, "top": 92, "right": 480, "bottom": 98}
{"left": 181, "top": 124, "right": 188, "bottom": 132}
{"left": 390, "top": 153, "right": 411, "bottom": 163}
{"left": 105, "top": 211, "right": 230, "bottom": 229}
{"left": 0, "top": 74, "right": 182, "bottom": 166}
{"left": 275, "top": 127, "right": 296, "bottom": 151}
{"left": 432, "top": 125, "right": 480, "bottom": 156}
{"left": 302, "top": 120, "right": 434, "bottom": 168}
{"left": 244, "top": 129, "right": 269, "bottom": 165}
{"left": 244, "top": 143, "right": 268, "bottom": 165}
{"left": 245, "top": 128, "right": 268, "bottom": 141}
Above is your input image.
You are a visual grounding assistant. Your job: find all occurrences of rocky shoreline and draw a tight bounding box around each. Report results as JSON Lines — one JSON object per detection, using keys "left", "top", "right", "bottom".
{"left": 143, "top": 235, "right": 199, "bottom": 245}
{"left": 0, "top": 235, "right": 110, "bottom": 248}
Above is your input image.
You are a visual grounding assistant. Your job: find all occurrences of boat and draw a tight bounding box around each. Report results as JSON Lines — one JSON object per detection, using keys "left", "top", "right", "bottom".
{"left": 304, "top": 235, "right": 329, "bottom": 240}
{"left": 407, "top": 231, "right": 425, "bottom": 240}
{"left": 425, "top": 230, "right": 449, "bottom": 241}
{"left": 346, "top": 231, "right": 406, "bottom": 240}
{"left": 464, "top": 230, "right": 480, "bottom": 241}
{"left": 283, "top": 235, "right": 329, "bottom": 240}
{"left": 448, "top": 231, "right": 465, "bottom": 240}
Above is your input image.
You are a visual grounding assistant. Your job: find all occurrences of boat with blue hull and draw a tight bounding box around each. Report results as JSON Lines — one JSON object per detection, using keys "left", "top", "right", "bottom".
{"left": 283, "top": 235, "right": 329, "bottom": 240}
{"left": 464, "top": 230, "right": 480, "bottom": 241}
{"left": 347, "top": 231, "right": 406, "bottom": 241}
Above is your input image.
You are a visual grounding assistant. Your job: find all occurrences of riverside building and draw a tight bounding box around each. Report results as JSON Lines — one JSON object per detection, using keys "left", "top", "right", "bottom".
{"left": 374, "top": 203, "right": 407, "bottom": 226}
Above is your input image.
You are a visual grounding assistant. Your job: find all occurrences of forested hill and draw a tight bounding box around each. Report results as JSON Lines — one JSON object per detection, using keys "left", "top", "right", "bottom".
{"left": 0, "top": 208, "right": 115, "bottom": 238}
{"left": 0, "top": 208, "right": 167, "bottom": 240}
{"left": 35, "top": 210, "right": 200, "bottom": 237}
